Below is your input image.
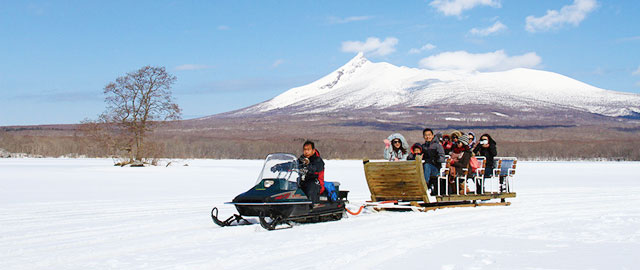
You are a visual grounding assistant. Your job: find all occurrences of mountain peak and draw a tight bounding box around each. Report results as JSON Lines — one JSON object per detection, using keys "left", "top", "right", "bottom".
{"left": 330, "top": 52, "right": 370, "bottom": 79}
{"left": 345, "top": 52, "right": 369, "bottom": 66}
{"left": 230, "top": 52, "right": 640, "bottom": 120}
{"left": 317, "top": 52, "right": 370, "bottom": 90}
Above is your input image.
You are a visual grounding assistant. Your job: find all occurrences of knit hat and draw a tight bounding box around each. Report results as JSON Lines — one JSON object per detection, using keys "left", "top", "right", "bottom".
{"left": 410, "top": 143, "right": 423, "bottom": 154}
{"left": 459, "top": 134, "right": 469, "bottom": 146}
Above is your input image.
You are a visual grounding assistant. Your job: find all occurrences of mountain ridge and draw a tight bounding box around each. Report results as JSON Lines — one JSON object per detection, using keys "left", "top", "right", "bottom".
{"left": 203, "top": 53, "right": 640, "bottom": 125}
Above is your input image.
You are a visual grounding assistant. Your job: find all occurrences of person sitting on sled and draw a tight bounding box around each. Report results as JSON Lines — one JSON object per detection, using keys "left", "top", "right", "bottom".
{"left": 383, "top": 133, "right": 409, "bottom": 161}
{"left": 441, "top": 134, "right": 453, "bottom": 155}
{"left": 407, "top": 143, "right": 424, "bottom": 161}
{"left": 299, "top": 140, "right": 325, "bottom": 204}
{"left": 422, "top": 128, "right": 445, "bottom": 188}
{"left": 449, "top": 134, "right": 473, "bottom": 194}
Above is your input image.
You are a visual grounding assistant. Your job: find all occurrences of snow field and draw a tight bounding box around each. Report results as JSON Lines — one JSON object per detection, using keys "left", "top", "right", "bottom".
{"left": 1, "top": 159, "right": 639, "bottom": 269}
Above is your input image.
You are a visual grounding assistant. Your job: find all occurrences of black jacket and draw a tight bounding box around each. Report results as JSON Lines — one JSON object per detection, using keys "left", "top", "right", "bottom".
{"left": 473, "top": 135, "right": 497, "bottom": 169}
{"left": 299, "top": 150, "right": 325, "bottom": 186}
{"left": 452, "top": 148, "right": 473, "bottom": 177}
{"left": 422, "top": 139, "right": 445, "bottom": 168}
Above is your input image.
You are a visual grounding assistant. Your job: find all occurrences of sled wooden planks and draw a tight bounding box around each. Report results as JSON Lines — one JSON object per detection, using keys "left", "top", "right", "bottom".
{"left": 363, "top": 156, "right": 432, "bottom": 203}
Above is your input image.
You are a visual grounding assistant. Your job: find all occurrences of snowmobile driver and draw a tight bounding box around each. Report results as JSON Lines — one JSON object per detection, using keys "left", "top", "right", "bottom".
{"left": 299, "top": 140, "right": 325, "bottom": 204}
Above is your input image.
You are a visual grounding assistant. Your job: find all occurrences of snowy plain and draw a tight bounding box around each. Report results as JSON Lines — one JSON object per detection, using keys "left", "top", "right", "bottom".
{"left": 1, "top": 158, "right": 639, "bottom": 270}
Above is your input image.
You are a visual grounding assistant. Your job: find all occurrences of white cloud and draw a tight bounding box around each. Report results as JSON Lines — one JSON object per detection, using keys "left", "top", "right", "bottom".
{"left": 430, "top": 0, "right": 501, "bottom": 16}
{"left": 619, "top": 36, "right": 640, "bottom": 42}
{"left": 341, "top": 37, "right": 398, "bottom": 57}
{"left": 409, "top": 43, "right": 437, "bottom": 54}
{"left": 525, "top": 0, "right": 598, "bottom": 33}
{"left": 27, "top": 3, "right": 48, "bottom": 15}
{"left": 175, "top": 64, "right": 212, "bottom": 71}
{"left": 592, "top": 67, "right": 605, "bottom": 75}
{"left": 633, "top": 66, "right": 640, "bottom": 76}
{"left": 469, "top": 21, "right": 507, "bottom": 36}
{"left": 271, "top": 59, "right": 284, "bottom": 68}
{"left": 217, "top": 25, "right": 230, "bottom": 30}
{"left": 419, "top": 50, "right": 542, "bottom": 71}
{"left": 328, "top": 16, "right": 374, "bottom": 24}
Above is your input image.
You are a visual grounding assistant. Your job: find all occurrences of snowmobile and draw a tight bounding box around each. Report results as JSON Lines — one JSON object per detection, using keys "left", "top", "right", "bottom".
{"left": 211, "top": 153, "right": 348, "bottom": 230}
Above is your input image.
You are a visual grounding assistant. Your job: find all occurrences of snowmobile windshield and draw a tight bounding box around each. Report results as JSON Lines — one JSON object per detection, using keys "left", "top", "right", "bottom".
{"left": 256, "top": 153, "right": 301, "bottom": 187}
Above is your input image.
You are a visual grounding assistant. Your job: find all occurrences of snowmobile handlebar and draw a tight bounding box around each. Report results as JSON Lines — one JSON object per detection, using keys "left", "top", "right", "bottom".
{"left": 299, "top": 157, "right": 310, "bottom": 165}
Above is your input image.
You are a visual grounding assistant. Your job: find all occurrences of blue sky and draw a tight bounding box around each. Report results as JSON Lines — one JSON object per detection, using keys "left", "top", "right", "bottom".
{"left": 1, "top": 0, "right": 639, "bottom": 125}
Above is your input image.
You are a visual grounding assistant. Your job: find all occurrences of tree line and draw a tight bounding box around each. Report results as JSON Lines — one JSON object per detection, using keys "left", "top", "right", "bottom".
{"left": 1, "top": 130, "right": 639, "bottom": 161}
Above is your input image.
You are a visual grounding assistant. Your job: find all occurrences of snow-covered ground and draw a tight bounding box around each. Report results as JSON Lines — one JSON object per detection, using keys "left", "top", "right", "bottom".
{"left": 1, "top": 158, "right": 639, "bottom": 269}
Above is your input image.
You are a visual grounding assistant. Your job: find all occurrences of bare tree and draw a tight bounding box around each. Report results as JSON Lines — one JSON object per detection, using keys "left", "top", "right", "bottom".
{"left": 100, "top": 66, "right": 181, "bottom": 162}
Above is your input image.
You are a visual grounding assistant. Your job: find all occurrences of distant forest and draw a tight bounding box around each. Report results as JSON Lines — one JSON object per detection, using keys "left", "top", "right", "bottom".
{"left": 1, "top": 123, "right": 639, "bottom": 161}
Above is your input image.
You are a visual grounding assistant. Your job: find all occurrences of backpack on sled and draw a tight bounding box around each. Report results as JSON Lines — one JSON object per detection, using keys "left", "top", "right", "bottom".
{"left": 324, "top": 182, "right": 339, "bottom": 202}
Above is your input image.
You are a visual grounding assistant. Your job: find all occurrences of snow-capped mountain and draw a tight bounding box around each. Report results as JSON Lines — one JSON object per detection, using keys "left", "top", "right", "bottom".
{"left": 213, "top": 53, "right": 640, "bottom": 125}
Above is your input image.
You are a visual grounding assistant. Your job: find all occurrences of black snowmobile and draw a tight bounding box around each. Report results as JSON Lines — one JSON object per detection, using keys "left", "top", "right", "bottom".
{"left": 211, "top": 153, "right": 348, "bottom": 230}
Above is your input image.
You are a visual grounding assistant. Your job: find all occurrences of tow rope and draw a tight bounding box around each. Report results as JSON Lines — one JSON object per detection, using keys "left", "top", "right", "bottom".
{"left": 346, "top": 200, "right": 398, "bottom": 215}
{"left": 346, "top": 205, "right": 365, "bottom": 215}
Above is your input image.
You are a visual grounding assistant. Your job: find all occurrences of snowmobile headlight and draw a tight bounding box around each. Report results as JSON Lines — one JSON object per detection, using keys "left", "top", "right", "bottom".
{"left": 263, "top": 180, "right": 275, "bottom": 188}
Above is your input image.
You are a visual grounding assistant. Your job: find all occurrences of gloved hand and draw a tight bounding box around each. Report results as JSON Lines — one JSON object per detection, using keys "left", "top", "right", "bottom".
{"left": 384, "top": 139, "right": 391, "bottom": 148}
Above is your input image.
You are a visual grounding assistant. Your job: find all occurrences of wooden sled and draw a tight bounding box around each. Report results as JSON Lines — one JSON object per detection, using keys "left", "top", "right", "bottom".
{"left": 362, "top": 156, "right": 516, "bottom": 212}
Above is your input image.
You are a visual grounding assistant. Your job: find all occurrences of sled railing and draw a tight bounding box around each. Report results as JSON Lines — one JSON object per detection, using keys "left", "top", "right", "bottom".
{"left": 363, "top": 156, "right": 432, "bottom": 203}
